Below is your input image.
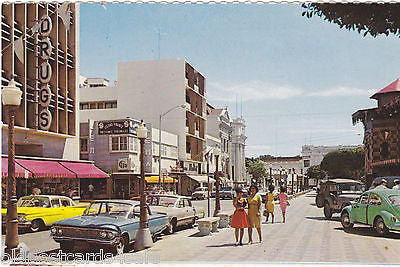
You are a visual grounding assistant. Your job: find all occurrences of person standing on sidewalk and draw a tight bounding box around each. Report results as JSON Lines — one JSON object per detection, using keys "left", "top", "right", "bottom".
{"left": 265, "top": 184, "right": 278, "bottom": 224}
{"left": 88, "top": 183, "right": 94, "bottom": 199}
{"left": 230, "top": 188, "right": 249, "bottom": 246}
{"left": 279, "top": 186, "right": 289, "bottom": 223}
{"left": 247, "top": 184, "right": 262, "bottom": 244}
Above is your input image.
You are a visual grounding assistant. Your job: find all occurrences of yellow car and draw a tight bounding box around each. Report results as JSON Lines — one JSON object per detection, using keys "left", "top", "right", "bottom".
{"left": 1, "top": 195, "right": 88, "bottom": 232}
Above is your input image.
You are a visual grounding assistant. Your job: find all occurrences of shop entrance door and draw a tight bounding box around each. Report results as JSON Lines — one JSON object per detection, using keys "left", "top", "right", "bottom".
{"left": 114, "top": 178, "right": 130, "bottom": 199}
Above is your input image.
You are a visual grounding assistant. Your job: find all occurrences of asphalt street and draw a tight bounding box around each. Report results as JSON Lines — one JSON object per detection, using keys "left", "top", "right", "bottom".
{"left": 2, "top": 192, "right": 400, "bottom": 264}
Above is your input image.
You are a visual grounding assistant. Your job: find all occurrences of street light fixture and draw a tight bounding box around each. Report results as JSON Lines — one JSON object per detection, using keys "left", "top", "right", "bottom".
{"left": 213, "top": 148, "right": 221, "bottom": 216}
{"left": 134, "top": 121, "right": 153, "bottom": 251}
{"left": 158, "top": 104, "right": 186, "bottom": 191}
{"left": 2, "top": 78, "right": 22, "bottom": 256}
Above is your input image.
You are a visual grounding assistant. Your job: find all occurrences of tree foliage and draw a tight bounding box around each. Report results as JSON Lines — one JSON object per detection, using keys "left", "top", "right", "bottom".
{"left": 320, "top": 148, "right": 364, "bottom": 179}
{"left": 302, "top": 3, "right": 400, "bottom": 38}
{"left": 246, "top": 160, "right": 267, "bottom": 183}
{"left": 305, "top": 165, "right": 327, "bottom": 180}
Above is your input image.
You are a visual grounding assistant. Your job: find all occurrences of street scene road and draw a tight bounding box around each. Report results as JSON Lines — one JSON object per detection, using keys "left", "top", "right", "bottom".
{"left": 4, "top": 192, "right": 399, "bottom": 264}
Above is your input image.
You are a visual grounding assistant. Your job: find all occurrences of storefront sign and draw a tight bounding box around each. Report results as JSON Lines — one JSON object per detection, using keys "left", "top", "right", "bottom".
{"left": 39, "top": 61, "right": 52, "bottom": 84}
{"left": 117, "top": 158, "right": 135, "bottom": 171}
{"left": 39, "top": 37, "right": 53, "bottom": 60}
{"left": 39, "top": 85, "right": 51, "bottom": 107}
{"left": 39, "top": 15, "right": 52, "bottom": 36}
{"left": 98, "top": 120, "right": 138, "bottom": 135}
{"left": 39, "top": 109, "right": 52, "bottom": 131}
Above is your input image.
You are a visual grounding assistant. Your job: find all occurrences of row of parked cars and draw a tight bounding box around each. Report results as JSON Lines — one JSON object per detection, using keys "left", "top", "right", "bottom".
{"left": 315, "top": 176, "right": 400, "bottom": 236}
{"left": 1, "top": 194, "right": 205, "bottom": 254}
{"left": 191, "top": 186, "right": 235, "bottom": 200}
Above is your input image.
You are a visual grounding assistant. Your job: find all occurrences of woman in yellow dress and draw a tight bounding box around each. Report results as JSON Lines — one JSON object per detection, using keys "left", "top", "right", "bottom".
{"left": 247, "top": 184, "right": 262, "bottom": 244}
{"left": 265, "top": 184, "right": 278, "bottom": 224}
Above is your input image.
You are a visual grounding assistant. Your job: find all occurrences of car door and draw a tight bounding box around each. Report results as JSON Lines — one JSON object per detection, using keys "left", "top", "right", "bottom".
{"left": 353, "top": 193, "right": 369, "bottom": 224}
{"left": 175, "top": 199, "right": 186, "bottom": 226}
{"left": 367, "top": 193, "right": 382, "bottom": 226}
{"left": 184, "top": 199, "right": 195, "bottom": 222}
{"left": 48, "top": 198, "right": 64, "bottom": 225}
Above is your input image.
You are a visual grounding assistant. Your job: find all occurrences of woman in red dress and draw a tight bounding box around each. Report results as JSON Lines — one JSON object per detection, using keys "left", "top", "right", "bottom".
{"left": 230, "top": 187, "right": 249, "bottom": 246}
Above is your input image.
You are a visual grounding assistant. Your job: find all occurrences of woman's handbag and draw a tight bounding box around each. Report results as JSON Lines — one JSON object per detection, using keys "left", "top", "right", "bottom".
{"left": 263, "top": 209, "right": 267, "bottom": 216}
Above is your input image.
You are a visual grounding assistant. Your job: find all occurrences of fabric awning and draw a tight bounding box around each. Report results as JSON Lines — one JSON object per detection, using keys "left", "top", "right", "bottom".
{"left": 145, "top": 176, "right": 177, "bottom": 184}
{"left": 59, "top": 162, "right": 109, "bottom": 178}
{"left": 16, "top": 159, "right": 76, "bottom": 179}
{"left": 2, "top": 158, "right": 32, "bottom": 178}
{"left": 188, "top": 175, "right": 215, "bottom": 184}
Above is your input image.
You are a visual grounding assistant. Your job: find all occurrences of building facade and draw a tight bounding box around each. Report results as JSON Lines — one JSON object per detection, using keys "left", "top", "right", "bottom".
{"left": 231, "top": 118, "right": 247, "bottom": 185}
{"left": 79, "top": 118, "right": 179, "bottom": 198}
{"left": 352, "top": 78, "right": 400, "bottom": 187}
{"left": 204, "top": 104, "right": 232, "bottom": 186}
{"left": 79, "top": 59, "right": 206, "bottom": 175}
{"left": 1, "top": 3, "right": 109, "bottom": 201}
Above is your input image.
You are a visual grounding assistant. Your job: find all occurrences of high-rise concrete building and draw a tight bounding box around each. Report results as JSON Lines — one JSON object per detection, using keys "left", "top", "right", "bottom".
{"left": 1, "top": 3, "right": 108, "bottom": 200}
{"left": 2, "top": 3, "right": 80, "bottom": 159}
{"left": 79, "top": 59, "right": 206, "bottom": 175}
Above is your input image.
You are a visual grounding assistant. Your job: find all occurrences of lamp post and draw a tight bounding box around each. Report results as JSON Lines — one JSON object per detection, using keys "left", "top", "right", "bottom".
{"left": 134, "top": 121, "right": 153, "bottom": 251}
{"left": 158, "top": 104, "right": 186, "bottom": 191}
{"left": 2, "top": 78, "right": 22, "bottom": 256}
{"left": 213, "top": 148, "right": 221, "bottom": 217}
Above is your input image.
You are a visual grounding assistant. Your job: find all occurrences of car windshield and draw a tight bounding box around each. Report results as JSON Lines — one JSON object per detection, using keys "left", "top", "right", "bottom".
{"left": 149, "top": 196, "right": 176, "bottom": 207}
{"left": 17, "top": 196, "right": 50, "bottom": 208}
{"left": 83, "top": 202, "right": 132, "bottom": 217}
{"left": 388, "top": 195, "right": 400, "bottom": 206}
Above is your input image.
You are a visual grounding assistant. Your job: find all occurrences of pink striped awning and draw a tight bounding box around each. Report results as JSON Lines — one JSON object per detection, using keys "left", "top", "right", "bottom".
{"left": 59, "top": 162, "right": 109, "bottom": 179}
{"left": 16, "top": 159, "right": 76, "bottom": 179}
{"left": 1, "top": 158, "right": 33, "bottom": 178}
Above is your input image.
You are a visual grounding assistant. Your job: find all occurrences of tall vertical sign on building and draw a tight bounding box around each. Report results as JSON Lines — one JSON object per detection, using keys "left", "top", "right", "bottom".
{"left": 144, "top": 123, "right": 153, "bottom": 173}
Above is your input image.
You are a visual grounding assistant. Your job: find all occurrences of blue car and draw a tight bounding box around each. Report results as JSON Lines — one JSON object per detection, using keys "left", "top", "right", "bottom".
{"left": 50, "top": 199, "right": 168, "bottom": 254}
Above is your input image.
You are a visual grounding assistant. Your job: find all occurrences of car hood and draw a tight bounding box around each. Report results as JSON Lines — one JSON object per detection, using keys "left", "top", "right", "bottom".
{"left": 54, "top": 215, "right": 124, "bottom": 230}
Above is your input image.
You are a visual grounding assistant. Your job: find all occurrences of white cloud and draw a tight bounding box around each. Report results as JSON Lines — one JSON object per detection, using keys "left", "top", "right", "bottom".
{"left": 307, "top": 86, "right": 375, "bottom": 97}
{"left": 207, "top": 81, "right": 374, "bottom": 103}
{"left": 207, "top": 81, "right": 303, "bottom": 102}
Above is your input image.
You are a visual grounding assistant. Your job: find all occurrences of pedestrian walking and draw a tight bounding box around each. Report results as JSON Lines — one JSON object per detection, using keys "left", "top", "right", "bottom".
{"left": 264, "top": 184, "right": 278, "bottom": 224}
{"left": 392, "top": 179, "right": 400, "bottom": 190}
{"left": 230, "top": 187, "right": 249, "bottom": 246}
{"left": 279, "top": 186, "right": 289, "bottom": 223}
{"left": 247, "top": 184, "right": 262, "bottom": 244}
{"left": 88, "top": 183, "right": 94, "bottom": 199}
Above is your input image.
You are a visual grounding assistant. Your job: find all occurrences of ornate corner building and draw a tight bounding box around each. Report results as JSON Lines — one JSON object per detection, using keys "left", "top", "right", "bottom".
{"left": 352, "top": 78, "right": 400, "bottom": 186}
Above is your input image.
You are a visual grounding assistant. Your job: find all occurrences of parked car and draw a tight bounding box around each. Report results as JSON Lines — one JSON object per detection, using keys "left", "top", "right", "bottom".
{"left": 191, "top": 187, "right": 208, "bottom": 200}
{"left": 341, "top": 189, "right": 400, "bottom": 236}
{"left": 147, "top": 194, "right": 204, "bottom": 234}
{"left": 1, "top": 195, "right": 88, "bottom": 232}
{"left": 51, "top": 199, "right": 168, "bottom": 254}
{"left": 370, "top": 176, "right": 400, "bottom": 189}
{"left": 220, "top": 187, "right": 235, "bottom": 200}
{"left": 315, "top": 179, "right": 364, "bottom": 219}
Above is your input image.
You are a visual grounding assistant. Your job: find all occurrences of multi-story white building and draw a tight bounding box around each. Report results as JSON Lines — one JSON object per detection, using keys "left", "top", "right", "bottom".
{"left": 79, "top": 59, "right": 206, "bottom": 175}
{"left": 301, "top": 145, "right": 363, "bottom": 171}
{"left": 79, "top": 118, "right": 178, "bottom": 198}
{"left": 204, "top": 104, "right": 233, "bottom": 186}
{"left": 231, "top": 118, "right": 247, "bottom": 185}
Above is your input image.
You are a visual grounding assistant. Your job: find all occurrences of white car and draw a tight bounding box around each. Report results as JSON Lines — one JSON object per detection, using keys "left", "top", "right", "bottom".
{"left": 147, "top": 194, "right": 204, "bottom": 234}
{"left": 191, "top": 187, "right": 208, "bottom": 200}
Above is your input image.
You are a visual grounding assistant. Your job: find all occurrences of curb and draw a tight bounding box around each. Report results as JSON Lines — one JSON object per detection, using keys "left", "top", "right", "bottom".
{"left": 288, "top": 189, "right": 313, "bottom": 200}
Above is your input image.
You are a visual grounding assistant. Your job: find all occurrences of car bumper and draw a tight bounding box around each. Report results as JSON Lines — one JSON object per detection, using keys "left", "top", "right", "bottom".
{"left": 52, "top": 235, "right": 119, "bottom": 246}
{"left": 2, "top": 221, "right": 32, "bottom": 229}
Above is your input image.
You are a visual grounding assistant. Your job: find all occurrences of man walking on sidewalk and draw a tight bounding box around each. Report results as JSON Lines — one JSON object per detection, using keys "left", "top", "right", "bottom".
{"left": 88, "top": 183, "right": 94, "bottom": 199}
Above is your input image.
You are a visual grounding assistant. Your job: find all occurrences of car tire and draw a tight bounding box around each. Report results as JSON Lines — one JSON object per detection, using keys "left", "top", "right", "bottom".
{"left": 323, "top": 203, "right": 332, "bottom": 220}
{"left": 316, "top": 194, "right": 324, "bottom": 208}
{"left": 188, "top": 217, "right": 196, "bottom": 228}
{"left": 340, "top": 211, "right": 353, "bottom": 232}
{"left": 113, "top": 236, "right": 127, "bottom": 255}
{"left": 164, "top": 218, "right": 177, "bottom": 235}
{"left": 60, "top": 241, "right": 74, "bottom": 253}
{"left": 29, "top": 219, "right": 44, "bottom": 232}
{"left": 374, "top": 217, "right": 389, "bottom": 236}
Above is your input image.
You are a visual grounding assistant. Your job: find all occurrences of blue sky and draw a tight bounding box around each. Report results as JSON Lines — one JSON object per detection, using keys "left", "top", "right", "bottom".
{"left": 80, "top": 3, "right": 400, "bottom": 157}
